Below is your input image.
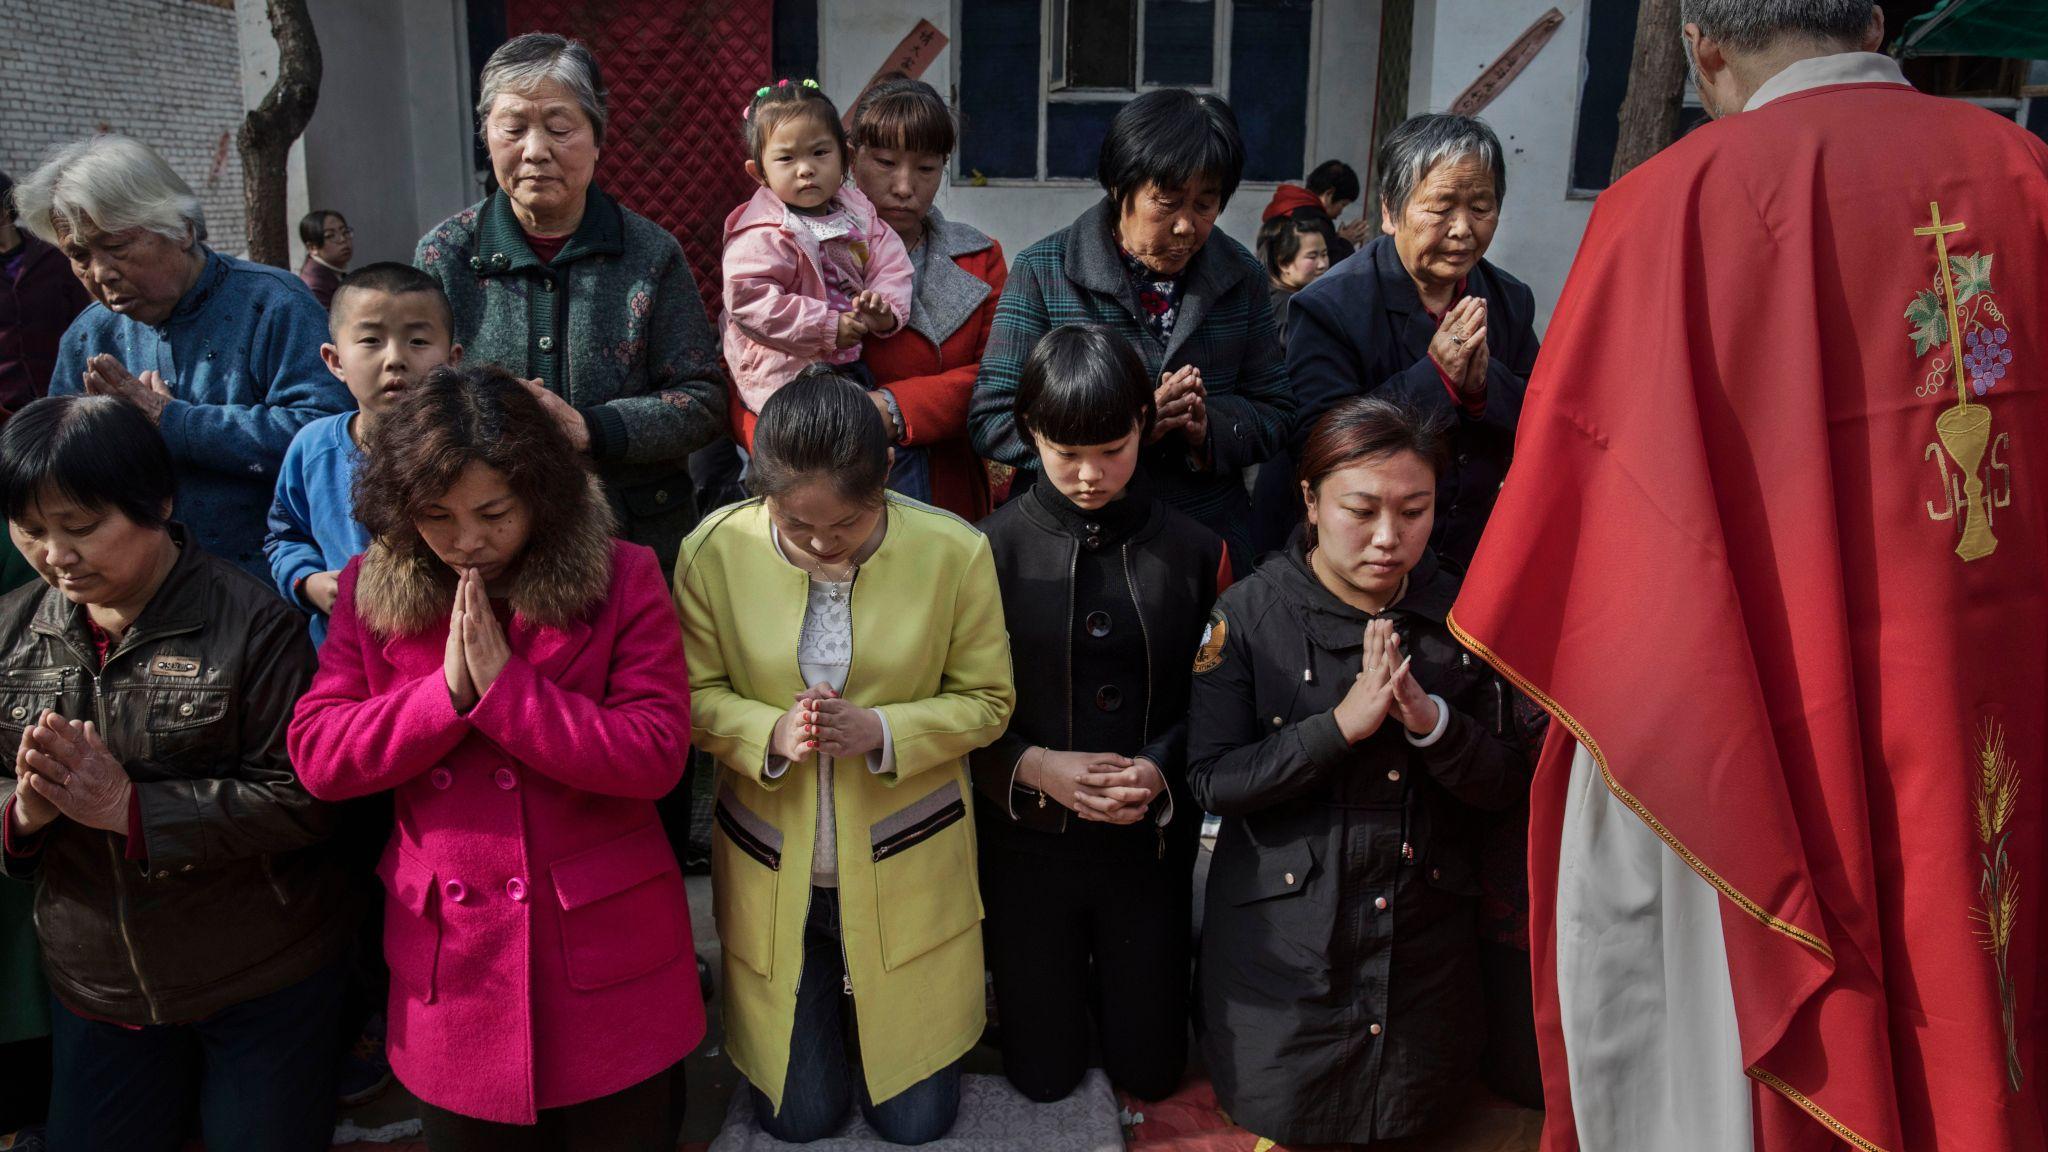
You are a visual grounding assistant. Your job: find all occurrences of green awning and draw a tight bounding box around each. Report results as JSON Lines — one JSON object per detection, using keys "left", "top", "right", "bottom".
{"left": 1895, "top": 0, "right": 2048, "bottom": 60}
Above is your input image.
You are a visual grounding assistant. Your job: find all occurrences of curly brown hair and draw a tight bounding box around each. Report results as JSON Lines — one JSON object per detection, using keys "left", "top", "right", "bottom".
{"left": 353, "top": 363, "right": 597, "bottom": 569}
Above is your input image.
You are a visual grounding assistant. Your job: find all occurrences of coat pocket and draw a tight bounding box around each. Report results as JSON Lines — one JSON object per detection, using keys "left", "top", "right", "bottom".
{"left": 0, "top": 673, "right": 70, "bottom": 756}
{"left": 378, "top": 845, "right": 440, "bottom": 1004}
{"left": 550, "top": 821, "right": 689, "bottom": 992}
{"left": 711, "top": 784, "right": 780, "bottom": 980}
{"left": 146, "top": 687, "right": 233, "bottom": 763}
{"left": 1221, "top": 837, "right": 1316, "bottom": 907}
{"left": 869, "top": 778, "right": 979, "bottom": 971}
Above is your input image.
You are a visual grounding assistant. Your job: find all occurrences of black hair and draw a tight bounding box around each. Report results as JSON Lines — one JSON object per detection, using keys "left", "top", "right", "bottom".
{"left": 849, "top": 74, "right": 958, "bottom": 157}
{"left": 1305, "top": 160, "right": 1360, "bottom": 203}
{"left": 298, "top": 209, "right": 340, "bottom": 248}
{"left": 1097, "top": 88, "right": 1245, "bottom": 210}
{"left": 1014, "top": 323, "right": 1155, "bottom": 446}
{"left": 748, "top": 371, "right": 891, "bottom": 508}
{"left": 0, "top": 395, "right": 176, "bottom": 530}
{"left": 1297, "top": 396, "right": 1453, "bottom": 494}
{"left": 744, "top": 79, "right": 848, "bottom": 167}
{"left": 1257, "top": 214, "right": 1328, "bottom": 281}
{"left": 330, "top": 261, "right": 455, "bottom": 336}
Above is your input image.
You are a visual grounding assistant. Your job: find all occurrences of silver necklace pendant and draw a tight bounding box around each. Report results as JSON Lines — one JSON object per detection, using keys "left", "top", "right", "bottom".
{"left": 827, "top": 585, "right": 844, "bottom": 602}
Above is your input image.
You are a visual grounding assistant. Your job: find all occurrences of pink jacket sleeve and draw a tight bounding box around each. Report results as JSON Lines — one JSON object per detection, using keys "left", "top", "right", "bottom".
{"left": 288, "top": 564, "right": 472, "bottom": 802}
{"left": 862, "top": 216, "right": 916, "bottom": 334}
{"left": 464, "top": 548, "right": 692, "bottom": 801}
{"left": 723, "top": 227, "right": 840, "bottom": 359}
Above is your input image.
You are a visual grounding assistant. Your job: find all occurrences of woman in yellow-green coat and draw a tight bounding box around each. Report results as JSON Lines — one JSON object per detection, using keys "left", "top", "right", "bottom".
{"left": 673, "top": 373, "right": 1014, "bottom": 1145}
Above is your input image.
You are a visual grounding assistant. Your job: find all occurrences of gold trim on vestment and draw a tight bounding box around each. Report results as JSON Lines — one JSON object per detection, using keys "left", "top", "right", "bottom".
{"left": 1746, "top": 1067, "right": 1893, "bottom": 1152}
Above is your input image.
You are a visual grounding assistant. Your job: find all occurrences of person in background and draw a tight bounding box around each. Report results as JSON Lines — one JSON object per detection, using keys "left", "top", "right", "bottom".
{"left": 289, "top": 364, "right": 703, "bottom": 1150}
{"left": 844, "top": 74, "right": 1008, "bottom": 520}
{"left": 297, "top": 211, "right": 353, "bottom": 309}
{"left": 1262, "top": 159, "right": 1366, "bottom": 263}
{"left": 974, "top": 323, "right": 1227, "bottom": 1105}
{"left": 416, "top": 32, "right": 728, "bottom": 573}
{"left": 1188, "top": 397, "right": 1528, "bottom": 1147}
{"left": 1258, "top": 114, "right": 1537, "bottom": 567}
{"left": 17, "top": 135, "right": 347, "bottom": 578}
{"left": 972, "top": 88, "right": 1294, "bottom": 574}
{"left": 1255, "top": 214, "right": 1330, "bottom": 350}
{"left": 0, "top": 170, "right": 92, "bottom": 421}
{"left": 675, "top": 374, "right": 1013, "bottom": 1144}
{"left": 0, "top": 395, "right": 350, "bottom": 1152}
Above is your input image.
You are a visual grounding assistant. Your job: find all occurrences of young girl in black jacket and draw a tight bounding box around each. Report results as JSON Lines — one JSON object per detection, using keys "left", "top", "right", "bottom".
{"left": 971, "top": 324, "right": 1230, "bottom": 1104}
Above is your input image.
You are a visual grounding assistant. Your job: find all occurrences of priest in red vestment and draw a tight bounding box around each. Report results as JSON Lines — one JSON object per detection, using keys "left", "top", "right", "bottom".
{"left": 1451, "top": 3, "right": 2048, "bottom": 1150}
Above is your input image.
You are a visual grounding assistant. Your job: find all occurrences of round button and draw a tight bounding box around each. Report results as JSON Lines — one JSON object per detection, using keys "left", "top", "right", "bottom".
{"left": 1369, "top": 1023, "right": 1383, "bottom": 1036}
{"left": 1386, "top": 769, "right": 1402, "bottom": 782}
{"left": 1374, "top": 896, "right": 1388, "bottom": 910}
{"left": 9, "top": 707, "right": 23, "bottom": 720}
{"left": 155, "top": 870, "right": 170, "bottom": 880}
{"left": 655, "top": 489, "right": 670, "bottom": 505}
{"left": 1086, "top": 611, "right": 1112, "bottom": 638}
{"left": 1270, "top": 716, "right": 1283, "bottom": 727}
{"left": 178, "top": 702, "right": 194, "bottom": 717}
{"left": 468, "top": 256, "right": 483, "bottom": 272}
{"left": 443, "top": 880, "right": 467, "bottom": 903}
{"left": 1094, "top": 685, "right": 1123, "bottom": 712}
{"left": 494, "top": 768, "right": 517, "bottom": 791}
{"left": 490, "top": 252, "right": 509, "bottom": 269}
{"left": 181, "top": 864, "right": 194, "bottom": 873}
{"left": 430, "top": 768, "right": 453, "bottom": 790}
{"left": 538, "top": 335, "right": 555, "bottom": 352}
{"left": 1429, "top": 868, "right": 1442, "bottom": 881}
{"left": 1283, "top": 872, "right": 1296, "bottom": 886}
{"left": 506, "top": 877, "right": 527, "bottom": 902}
{"left": 541, "top": 279, "right": 554, "bottom": 291}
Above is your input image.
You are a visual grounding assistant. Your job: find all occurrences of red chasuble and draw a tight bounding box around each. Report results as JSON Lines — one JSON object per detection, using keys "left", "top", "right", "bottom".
{"left": 1453, "top": 82, "right": 2048, "bottom": 1151}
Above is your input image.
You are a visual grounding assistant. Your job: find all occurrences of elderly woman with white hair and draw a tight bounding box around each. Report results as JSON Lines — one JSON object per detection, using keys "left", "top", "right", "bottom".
{"left": 414, "top": 31, "right": 726, "bottom": 573}
{"left": 1255, "top": 113, "right": 1539, "bottom": 571}
{"left": 18, "top": 135, "right": 347, "bottom": 577}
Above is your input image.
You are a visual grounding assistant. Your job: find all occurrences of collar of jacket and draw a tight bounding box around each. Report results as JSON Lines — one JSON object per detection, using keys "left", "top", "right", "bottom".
{"left": 161, "top": 249, "right": 230, "bottom": 330}
{"left": 1064, "top": 196, "right": 1259, "bottom": 361}
{"left": 29, "top": 522, "right": 205, "bottom": 654}
{"left": 1276, "top": 526, "right": 1457, "bottom": 651}
{"left": 904, "top": 206, "right": 994, "bottom": 347}
{"left": 1020, "top": 471, "right": 1162, "bottom": 549}
{"left": 471, "top": 186, "right": 625, "bottom": 278}
{"left": 1369, "top": 232, "right": 1507, "bottom": 320}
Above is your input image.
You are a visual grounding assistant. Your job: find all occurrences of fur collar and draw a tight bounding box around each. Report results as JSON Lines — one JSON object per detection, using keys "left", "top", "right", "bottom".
{"left": 355, "top": 477, "right": 618, "bottom": 637}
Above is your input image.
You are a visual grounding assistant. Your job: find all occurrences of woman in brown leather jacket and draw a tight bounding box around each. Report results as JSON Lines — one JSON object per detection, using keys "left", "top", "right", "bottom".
{"left": 0, "top": 395, "right": 349, "bottom": 1152}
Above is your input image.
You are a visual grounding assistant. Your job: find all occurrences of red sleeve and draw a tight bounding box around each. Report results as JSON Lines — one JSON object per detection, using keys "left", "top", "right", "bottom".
{"left": 1215, "top": 547, "right": 1234, "bottom": 595}
{"left": 1435, "top": 356, "right": 1487, "bottom": 417}
{"left": 1, "top": 798, "right": 41, "bottom": 859}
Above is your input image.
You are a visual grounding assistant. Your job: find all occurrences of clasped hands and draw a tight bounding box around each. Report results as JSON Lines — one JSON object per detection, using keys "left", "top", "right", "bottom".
{"left": 1332, "top": 618, "right": 1441, "bottom": 745}
{"left": 1022, "top": 748, "right": 1166, "bottom": 826}
{"left": 1149, "top": 365, "right": 1209, "bottom": 450}
{"left": 12, "top": 712, "right": 134, "bottom": 837}
{"left": 81, "top": 354, "right": 173, "bottom": 424}
{"left": 443, "top": 567, "right": 512, "bottom": 712}
{"left": 1427, "top": 297, "right": 1491, "bottom": 401}
{"left": 770, "top": 682, "right": 885, "bottom": 763}
{"left": 834, "top": 291, "right": 900, "bottom": 349}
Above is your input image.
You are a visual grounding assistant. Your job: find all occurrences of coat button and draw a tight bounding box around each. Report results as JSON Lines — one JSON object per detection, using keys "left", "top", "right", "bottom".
{"left": 1386, "top": 769, "right": 1401, "bottom": 782}
{"left": 655, "top": 489, "right": 669, "bottom": 505}
{"left": 8, "top": 707, "right": 22, "bottom": 720}
{"left": 542, "top": 278, "right": 554, "bottom": 291}
{"left": 1095, "top": 685, "right": 1122, "bottom": 712}
{"left": 1085, "top": 611, "right": 1112, "bottom": 638}
{"left": 1430, "top": 868, "right": 1442, "bottom": 881}
{"left": 430, "top": 768, "right": 453, "bottom": 790}
{"left": 1374, "top": 896, "right": 1388, "bottom": 910}
{"left": 494, "top": 768, "right": 517, "bottom": 791}
{"left": 444, "top": 879, "right": 467, "bottom": 903}
{"left": 181, "top": 864, "right": 193, "bottom": 873}
{"left": 506, "top": 877, "right": 527, "bottom": 902}
{"left": 1270, "top": 716, "right": 1283, "bottom": 727}
{"left": 1283, "top": 872, "right": 1296, "bottom": 886}
{"left": 538, "top": 335, "right": 555, "bottom": 352}
{"left": 491, "top": 252, "right": 509, "bottom": 269}
{"left": 155, "top": 870, "right": 170, "bottom": 880}
{"left": 1369, "top": 1023, "right": 1383, "bottom": 1036}
{"left": 178, "top": 702, "right": 195, "bottom": 717}
{"left": 469, "top": 256, "right": 483, "bottom": 272}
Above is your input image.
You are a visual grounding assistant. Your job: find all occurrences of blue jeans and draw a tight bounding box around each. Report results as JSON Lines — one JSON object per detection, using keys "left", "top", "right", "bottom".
{"left": 750, "top": 888, "right": 962, "bottom": 1145}
{"left": 48, "top": 958, "right": 345, "bottom": 1152}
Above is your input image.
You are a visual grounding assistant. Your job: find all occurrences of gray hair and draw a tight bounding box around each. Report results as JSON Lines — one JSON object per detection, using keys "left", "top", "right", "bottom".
{"left": 1679, "top": 0, "right": 1875, "bottom": 52}
{"left": 1376, "top": 114, "right": 1506, "bottom": 215}
{"left": 476, "top": 32, "right": 608, "bottom": 145}
{"left": 12, "top": 134, "right": 202, "bottom": 249}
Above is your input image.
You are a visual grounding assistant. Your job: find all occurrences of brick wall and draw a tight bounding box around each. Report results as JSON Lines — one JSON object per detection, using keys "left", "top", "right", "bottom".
{"left": 0, "top": 0, "right": 248, "bottom": 256}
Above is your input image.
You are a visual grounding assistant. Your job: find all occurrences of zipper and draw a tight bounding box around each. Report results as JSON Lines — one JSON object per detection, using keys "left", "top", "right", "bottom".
{"left": 1119, "top": 545, "right": 1164, "bottom": 860}
{"left": 1063, "top": 539, "right": 1078, "bottom": 752}
{"left": 262, "top": 854, "right": 289, "bottom": 906}
{"left": 93, "top": 674, "right": 162, "bottom": 1023}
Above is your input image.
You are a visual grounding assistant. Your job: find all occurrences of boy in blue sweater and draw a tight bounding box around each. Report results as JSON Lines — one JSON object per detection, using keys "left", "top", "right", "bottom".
{"left": 266, "top": 263, "right": 461, "bottom": 644}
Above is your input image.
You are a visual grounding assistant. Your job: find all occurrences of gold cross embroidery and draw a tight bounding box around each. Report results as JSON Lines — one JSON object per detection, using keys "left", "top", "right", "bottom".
{"left": 1916, "top": 201, "right": 1998, "bottom": 561}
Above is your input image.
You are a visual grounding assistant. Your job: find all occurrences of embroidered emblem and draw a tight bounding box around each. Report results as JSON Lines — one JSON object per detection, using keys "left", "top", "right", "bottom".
{"left": 1192, "top": 609, "right": 1228, "bottom": 675}
{"left": 1909, "top": 202, "right": 2004, "bottom": 562}
{"left": 1971, "top": 718, "right": 2023, "bottom": 1092}
{"left": 149, "top": 655, "right": 201, "bottom": 678}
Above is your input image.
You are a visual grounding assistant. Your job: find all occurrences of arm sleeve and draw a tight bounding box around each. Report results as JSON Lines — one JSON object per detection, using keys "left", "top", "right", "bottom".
{"left": 887, "top": 246, "right": 1008, "bottom": 448}
{"left": 674, "top": 542, "right": 792, "bottom": 789}
{"left": 1282, "top": 285, "right": 1367, "bottom": 455}
{"left": 871, "top": 536, "right": 1017, "bottom": 784}
{"left": 1199, "top": 273, "right": 1296, "bottom": 474}
{"left": 969, "top": 255, "right": 1050, "bottom": 468}
{"left": 863, "top": 219, "right": 917, "bottom": 329}
{"left": 579, "top": 247, "right": 730, "bottom": 468}
{"left": 1186, "top": 609, "right": 1351, "bottom": 816}
{"left": 263, "top": 437, "right": 327, "bottom": 612}
{"left": 155, "top": 293, "right": 348, "bottom": 479}
{"left": 723, "top": 231, "right": 840, "bottom": 357}
{"left": 1410, "top": 686, "right": 1532, "bottom": 812}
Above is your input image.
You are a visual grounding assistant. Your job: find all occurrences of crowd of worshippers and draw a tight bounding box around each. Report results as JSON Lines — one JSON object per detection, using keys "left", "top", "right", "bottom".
{"left": 0, "top": 29, "right": 1542, "bottom": 1152}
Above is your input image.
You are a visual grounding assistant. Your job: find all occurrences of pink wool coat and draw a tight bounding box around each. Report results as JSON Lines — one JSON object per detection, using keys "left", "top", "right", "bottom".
{"left": 720, "top": 181, "right": 915, "bottom": 413}
{"left": 287, "top": 537, "right": 704, "bottom": 1124}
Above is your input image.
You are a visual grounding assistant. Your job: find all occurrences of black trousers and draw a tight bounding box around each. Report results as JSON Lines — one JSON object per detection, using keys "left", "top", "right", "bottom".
{"left": 418, "top": 1060, "right": 686, "bottom": 1152}
{"left": 979, "top": 840, "right": 1192, "bottom": 1103}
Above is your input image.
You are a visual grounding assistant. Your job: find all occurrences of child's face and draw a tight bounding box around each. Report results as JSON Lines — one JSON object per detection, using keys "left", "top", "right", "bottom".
{"left": 749, "top": 114, "right": 845, "bottom": 211}
{"left": 1032, "top": 423, "right": 1143, "bottom": 511}
{"left": 322, "top": 291, "right": 460, "bottom": 422}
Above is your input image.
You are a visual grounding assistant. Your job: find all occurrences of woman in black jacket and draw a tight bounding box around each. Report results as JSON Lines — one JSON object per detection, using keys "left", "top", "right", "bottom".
{"left": 972, "top": 324, "right": 1229, "bottom": 1104}
{"left": 1188, "top": 396, "right": 1528, "bottom": 1146}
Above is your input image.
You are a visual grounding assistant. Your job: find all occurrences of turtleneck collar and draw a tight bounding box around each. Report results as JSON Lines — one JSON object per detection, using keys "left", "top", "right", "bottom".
{"left": 1030, "top": 473, "right": 1155, "bottom": 550}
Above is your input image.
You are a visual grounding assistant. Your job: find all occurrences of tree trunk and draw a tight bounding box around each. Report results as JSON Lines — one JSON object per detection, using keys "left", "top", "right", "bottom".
{"left": 1611, "top": 0, "right": 1687, "bottom": 183}
{"left": 237, "top": 0, "right": 322, "bottom": 268}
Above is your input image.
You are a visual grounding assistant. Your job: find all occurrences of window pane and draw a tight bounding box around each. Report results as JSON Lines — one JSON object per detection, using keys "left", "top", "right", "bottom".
{"left": 1144, "top": 0, "right": 1214, "bottom": 86}
{"left": 959, "top": 0, "right": 1042, "bottom": 178}
{"left": 1229, "top": 0, "right": 1313, "bottom": 182}
{"left": 1047, "top": 101, "right": 1126, "bottom": 178}
{"left": 1569, "top": 0, "right": 1635, "bottom": 192}
{"left": 1069, "top": 0, "right": 1137, "bottom": 89}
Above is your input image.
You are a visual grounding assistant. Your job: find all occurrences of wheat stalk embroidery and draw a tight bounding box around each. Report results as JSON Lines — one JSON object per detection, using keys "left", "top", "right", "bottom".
{"left": 1973, "top": 719, "right": 2024, "bottom": 1092}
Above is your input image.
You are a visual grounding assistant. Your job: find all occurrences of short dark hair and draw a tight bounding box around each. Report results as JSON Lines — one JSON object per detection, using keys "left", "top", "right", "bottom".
{"left": 1098, "top": 88, "right": 1245, "bottom": 210}
{"left": 748, "top": 372, "right": 891, "bottom": 508}
{"left": 298, "top": 209, "right": 339, "bottom": 248}
{"left": 354, "top": 363, "right": 595, "bottom": 566}
{"left": 1305, "top": 160, "right": 1359, "bottom": 203}
{"left": 0, "top": 395, "right": 177, "bottom": 531}
{"left": 330, "top": 261, "right": 455, "bottom": 336}
{"left": 1256, "top": 214, "right": 1328, "bottom": 280}
{"left": 849, "top": 74, "right": 957, "bottom": 157}
{"left": 1297, "top": 397, "right": 1452, "bottom": 495}
{"left": 744, "top": 79, "right": 848, "bottom": 167}
{"left": 1014, "top": 324, "right": 1155, "bottom": 446}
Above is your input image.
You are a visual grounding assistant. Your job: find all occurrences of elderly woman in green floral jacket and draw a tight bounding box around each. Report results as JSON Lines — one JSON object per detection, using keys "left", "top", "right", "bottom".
{"left": 415, "top": 32, "right": 726, "bottom": 569}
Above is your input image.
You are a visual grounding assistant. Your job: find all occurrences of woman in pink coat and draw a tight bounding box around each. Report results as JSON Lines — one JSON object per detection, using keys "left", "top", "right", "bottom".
{"left": 287, "top": 363, "right": 704, "bottom": 1151}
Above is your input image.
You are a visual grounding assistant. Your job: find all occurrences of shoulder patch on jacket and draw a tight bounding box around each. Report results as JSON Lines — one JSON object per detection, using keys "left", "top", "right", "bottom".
{"left": 1193, "top": 608, "right": 1228, "bottom": 675}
